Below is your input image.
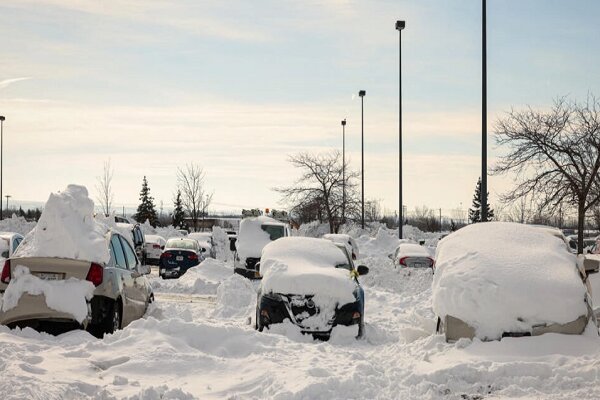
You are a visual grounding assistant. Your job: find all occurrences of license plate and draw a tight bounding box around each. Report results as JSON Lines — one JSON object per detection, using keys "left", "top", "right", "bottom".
{"left": 33, "top": 272, "right": 64, "bottom": 281}
{"left": 176, "top": 256, "right": 183, "bottom": 261}
{"left": 413, "top": 263, "right": 425, "bottom": 268}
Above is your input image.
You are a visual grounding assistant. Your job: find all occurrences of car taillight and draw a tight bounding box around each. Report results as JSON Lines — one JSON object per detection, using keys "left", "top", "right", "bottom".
{"left": 86, "top": 263, "right": 103, "bottom": 286}
{"left": 161, "top": 252, "right": 173, "bottom": 259}
{"left": 188, "top": 253, "right": 198, "bottom": 260}
{"left": 1, "top": 259, "right": 10, "bottom": 284}
{"left": 399, "top": 257, "right": 408, "bottom": 266}
{"left": 153, "top": 244, "right": 161, "bottom": 249}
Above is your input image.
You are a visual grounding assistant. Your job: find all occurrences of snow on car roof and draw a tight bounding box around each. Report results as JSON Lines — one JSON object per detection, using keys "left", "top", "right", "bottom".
{"left": 322, "top": 233, "right": 360, "bottom": 257}
{"left": 260, "top": 237, "right": 356, "bottom": 304}
{"left": 433, "top": 222, "right": 587, "bottom": 340}
{"left": 236, "top": 216, "right": 285, "bottom": 260}
{"left": 397, "top": 243, "right": 431, "bottom": 258}
{"left": 13, "top": 185, "right": 111, "bottom": 264}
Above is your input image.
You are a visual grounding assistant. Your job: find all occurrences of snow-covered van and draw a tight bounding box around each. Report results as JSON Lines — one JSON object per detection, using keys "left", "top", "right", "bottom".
{"left": 234, "top": 210, "right": 291, "bottom": 279}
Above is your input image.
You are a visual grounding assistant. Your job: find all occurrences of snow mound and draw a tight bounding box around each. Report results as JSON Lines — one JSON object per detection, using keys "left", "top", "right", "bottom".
{"left": 0, "top": 215, "right": 36, "bottom": 236}
{"left": 13, "top": 185, "right": 110, "bottom": 264}
{"left": 212, "top": 274, "right": 256, "bottom": 319}
{"left": 212, "top": 226, "right": 233, "bottom": 262}
{"left": 150, "top": 259, "right": 232, "bottom": 295}
{"left": 433, "top": 222, "right": 588, "bottom": 340}
{"left": 236, "top": 216, "right": 283, "bottom": 260}
{"left": 1, "top": 265, "right": 94, "bottom": 323}
{"left": 261, "top": 237, "right": 356, "bottom": 304}
{"left": 356, "top": 227, "right": 402, "bottom": 258}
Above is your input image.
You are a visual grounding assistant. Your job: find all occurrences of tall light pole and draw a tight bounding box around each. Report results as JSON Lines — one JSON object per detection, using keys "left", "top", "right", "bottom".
{"left": 396, "top": 20, "right": 405, "bottom": 239}
{"left": 0, "top": 115, "right": 4, "bottom": 221}
{"left": 358, "top": 90, "right": 366, "bottom": 229}
{"left": 341, "top": 119, "right": 347, "bottom": 224}
{"left": 481, "top": 0, "right": 488, "bottom": 222}
{"left": 4, "top": 195, "right": 10, "bottom": 217}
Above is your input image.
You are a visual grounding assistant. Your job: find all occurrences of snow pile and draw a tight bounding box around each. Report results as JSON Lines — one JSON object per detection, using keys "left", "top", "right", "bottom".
{"left": 236, "top": 216, "right": 282, "bottom": 260}
{"left": 144, "top": 234, "right": 164, "bottom": 245}
{"left": 211, "top": 274, "right": 255, "bottom": 319}
{"left": 0, "top": 215, "right": 37, "bottom": 236}
{"left": 13, "top": 185, "right": 110, "bottom": 264}
{"left": 1, "top": 265, "right": 94, "bottom": 323}
{"left": 212, "top": 226, "right": 233, "bottom": 262}
{"left": 433, "top": 222, "right": 588, "bottom": 340}
{"left": 296, "top": 220, "right": 331, "bottom": 238}
{"left": 260, "top": 237, "right": 356, "bottom": 304}
{"left": 356, "top": 227, "right": 402, "bottom": 258}
{"left": 138, "top": 221, "right": 183, "bottom": 240}
{"left": 150, "top": 258, "right": 232, "bottom": 295}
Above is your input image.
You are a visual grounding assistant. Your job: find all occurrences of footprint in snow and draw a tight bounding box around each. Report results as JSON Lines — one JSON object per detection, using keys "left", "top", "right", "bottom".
{"left": 22, "top": 355, "right": 43, "bottom": 365}
{"left": 20, "top": 363, "right": 46, "bottom": 375}
{"left": 90, "top": 356, "right": 130, "bottom": 370}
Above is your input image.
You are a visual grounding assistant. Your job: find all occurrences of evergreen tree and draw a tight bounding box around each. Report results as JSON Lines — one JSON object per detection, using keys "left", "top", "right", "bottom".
{"left": 134, "top": 176, "right": 158, "bottom": 227}
{"left": 469, "top": 177, "right": 494, "bottom": 223}
{"left": 450, "top": 219, "right": 458, "bottom": 231}
{"left": 172, "top": 189, "right": 185, "bottom": 228}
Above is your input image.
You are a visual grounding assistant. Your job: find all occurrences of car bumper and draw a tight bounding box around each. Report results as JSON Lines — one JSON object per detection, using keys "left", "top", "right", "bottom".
{"left": 0, "top": 293, "right": 91, "bottom": 328}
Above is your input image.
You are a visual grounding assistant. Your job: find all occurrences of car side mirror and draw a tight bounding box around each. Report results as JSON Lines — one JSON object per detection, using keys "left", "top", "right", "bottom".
{"left": 356, "top": 265, "right": 369, "bottom": 276}
{"left": 1, "top": 251, "right": 8, "bottom": 259}
{"left": 201, "top": 248, "right": 207, "bottom": 253}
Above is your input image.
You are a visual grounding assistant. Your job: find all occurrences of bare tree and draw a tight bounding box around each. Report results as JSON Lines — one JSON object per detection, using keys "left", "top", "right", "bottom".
{"left": 275, "top": 151, "right": 359, "bottom": 233}
{"left": 177, "top": 164, "right": 211, "bottom": 232}
{"left": 494, "top": 96, "right": 600, "bottom": 253}
{"left": 95, "top": 159, "right": 114, "bottom": 216}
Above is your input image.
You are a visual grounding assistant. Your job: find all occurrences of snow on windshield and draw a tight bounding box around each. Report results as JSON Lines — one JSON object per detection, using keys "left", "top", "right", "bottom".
{"left": 13, "top": 185, "right": 110, "bottom": 264}
{"left": 433, "top": 222, "right": 587, "bottom": 340}
{"left": 236, "top": 216, "right": 284, "bottom": 260}
{"left": 260, "top": 237, "right": 356, "bottom": 304}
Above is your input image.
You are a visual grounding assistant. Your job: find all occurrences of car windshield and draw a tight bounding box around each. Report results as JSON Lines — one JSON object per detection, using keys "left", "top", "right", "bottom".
{"left": 333, "top": 244, "right": 353, "bottom": 270}
{"left": 261, "top": 224, "right": 285, "bottom": 241}
{"left": 166, "top": 239, "right": 197, "bottom": 250}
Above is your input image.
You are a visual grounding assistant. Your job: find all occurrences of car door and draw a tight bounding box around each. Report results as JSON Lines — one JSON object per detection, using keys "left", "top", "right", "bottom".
{"left": 110, "top": 234, "right": 137, "bottom": 327}
{"left": 120, "top": 235, "right": 148, "bottom": 320}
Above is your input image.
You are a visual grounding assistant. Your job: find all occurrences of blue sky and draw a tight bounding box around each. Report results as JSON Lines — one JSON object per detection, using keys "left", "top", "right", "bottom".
{"left": 0, "top": 0, "right": 599, "bottom": 217}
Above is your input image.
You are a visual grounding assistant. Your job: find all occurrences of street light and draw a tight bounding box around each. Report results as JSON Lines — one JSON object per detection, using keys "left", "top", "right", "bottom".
{"left": 481, "top": 0, "right": 488, "bottom": 222}
{"left": 358, "top": 90, "right": 366, "bottom": 229}
{"left": 0, "top": 115, "right": 4, "bottom": 221}
{"left": 4, "top": 195, "right": 10, "bottom": 217}
{"left": 341, "top": 119, "right": 347, "bottom": 224}
{"left": 396, "top": 20, "right": 405, "bottom": 239}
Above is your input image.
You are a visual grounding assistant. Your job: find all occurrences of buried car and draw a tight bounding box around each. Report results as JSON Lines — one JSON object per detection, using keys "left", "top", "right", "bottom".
{"left": 255, "top": 237, "right": 369, "bottom": 338}
{"left": 390, "top": 242, "right": 434, "bottom": 270}
{"left": 433, "top": 222, "right": 596, "bottom": 342}
{"left": 0, "top": 185, "right": 153, "bottom": 337}
{"left": 323, "top": 233, "right": 359, "bottom": 260}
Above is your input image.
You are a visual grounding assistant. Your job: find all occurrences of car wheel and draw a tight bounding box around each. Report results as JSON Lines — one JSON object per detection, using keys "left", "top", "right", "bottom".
{"left": 103, "top": 299, "right": 121, "bottom": 335}
{"left": 255, "top": 307, "right": 263, "bottom": 332}
{"left": 357, "top": 316, "right": 365, "bottom": 339}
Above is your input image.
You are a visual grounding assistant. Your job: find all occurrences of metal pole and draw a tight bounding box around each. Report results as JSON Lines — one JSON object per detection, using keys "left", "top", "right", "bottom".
{"left": 0, "top": 116, "right": 4, "bottom": 221}
{"left": 342, "top": 119, "right": 346, "bottom": 225}
{"left": 396, "top": 21, "right": 405, "bottom": 238}
{"left": 481, "top": 0, "right": 488, "bottom": 222}
{"left": 359, "top": 91, "right": 365, "bottom": 229}
{"left": 5, "top": 195, "right": 10, "bottom": 216}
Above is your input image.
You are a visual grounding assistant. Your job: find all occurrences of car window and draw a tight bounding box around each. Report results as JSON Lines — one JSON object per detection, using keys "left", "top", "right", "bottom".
{"left": 166, "top": 239, "right": 197, "bottom": 250}
{"left": 110, "top": 235, "right": 128, "bottom": 270}
{"left": 120, "top": 236, "right": 138, "bottom": 269}
{"left": 261, "top": 225, "right": 285, "bottom": 241}
{"left": 12, "top": 237, "right": 21, "bottom": 252}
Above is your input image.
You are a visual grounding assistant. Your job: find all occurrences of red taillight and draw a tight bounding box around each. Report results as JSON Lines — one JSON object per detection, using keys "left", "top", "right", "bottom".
{"left": 188, "top": 253, "right": 198, "bottom": 260}
{"left": 161, "top": 252, "right": 173, "bottom": 259}
{"left": 1, "top": 260, "right": 10, "bottom": 284}
{"left": 153, "top": 244, "right": 161, "bottom": 249}
{"left": 86, "top": 263, "right": 103, "bottom": 286}
{"left": 399, "top": 257, "right": 408, "bottom": 266}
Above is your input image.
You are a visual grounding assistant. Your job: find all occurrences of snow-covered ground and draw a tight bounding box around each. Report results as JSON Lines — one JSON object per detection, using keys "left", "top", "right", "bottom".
{"left": 2, "top": 226, "right": 600, "bottom": 399}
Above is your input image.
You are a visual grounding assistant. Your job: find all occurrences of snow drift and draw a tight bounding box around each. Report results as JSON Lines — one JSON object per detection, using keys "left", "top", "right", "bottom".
{"left": 432, "top": 222, "right": 588, "bottom": 340}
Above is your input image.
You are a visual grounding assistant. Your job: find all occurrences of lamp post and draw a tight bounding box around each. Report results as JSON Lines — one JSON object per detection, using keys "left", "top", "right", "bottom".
{"left": 0, "top": 115, "right": 4, "bottom": 221}
{"left": 396, "top": 20, "right": 405, "bottom": 238}
{"left": 481, "top": 0, "right": 488, "bottom": 222}
{"left": 4, "top": 195, "right": 10, "bottom": 217}
{"left": 358, "top": 90, "right": 366, "bottom": 229}
{"left": 341, "top": 119, "right": 347, "bottom": 224}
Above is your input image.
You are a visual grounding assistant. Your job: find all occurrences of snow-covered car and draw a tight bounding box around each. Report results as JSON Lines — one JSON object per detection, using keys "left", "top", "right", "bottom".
{"left": 433, "top": 222, "right": 595, "bottom": 342}
{"left": 159, "top": 238, "right": 204, "bottom": 279}
{"left": 144, "top": 234, "right": 166, "bottom": 265}
{"left": 323, "top": 233, "right": 359, "bottom": 260}
{"left": 188, "top": 232, "right": 216, "bottom": 258}
{"left": 234, "top": 216, "right": 290, "bottom": 279}
{"left": 0, "top": 185, "right": 153, "bottom": 337}
{"left": 390, "top": 243, "right": 434, "bottom": 269}
{"left": 255, "top": 237, "right": 369, "bottom": 339}
{"left": 0, "top": 232, "right": 24, "bottom": 292}
{"left": 116, "top": 222, "right": 147, "bottom": 264}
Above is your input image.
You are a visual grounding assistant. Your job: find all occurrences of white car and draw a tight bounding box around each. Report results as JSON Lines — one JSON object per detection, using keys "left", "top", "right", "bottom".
{"left": 323, "top": 233, "right": 359, "bottom": 260}
{"left": 0, "top": 232, "right": 24, "bottom": 292}
{"left": 390, "top": 243, "right": 434, "bottom": 269}
{"left": 144, "top": 235, "right": 166, "bottom": 265}
{"left": 188, "top": 232, "right": 216, "bottom": 258}
{"left": 434, "top": 222, "right": 594, "bottom": 342}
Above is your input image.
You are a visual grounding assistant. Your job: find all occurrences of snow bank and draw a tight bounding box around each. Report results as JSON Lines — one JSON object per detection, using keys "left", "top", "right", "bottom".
{"left": 236, "top": 216, "right": 281, "bottom": 260}
{"left": 433, "top": 222, "right": 588, "bottom": 340}
{"left": 260, "top": 237, "right": 356, "bottom": 304}
{"left": 13, "top": 185, "right": 110, "bottom": 264}
{"left": 0, "top": 215, "right": 36, "bottom": 236}
{"left": 212, "top": 274, "right": 255, "bottom": 319}
{"left": 1, "top": 265, "right": 94, "bottom": 323}
{"left": 212, "top": 226, "right": 233, "bottom": 262}
{"left": 150, "top": 258, "right": 232, "bottom": 295}
{"left": 356, "top": 227, "right": 402, "bottom": 258}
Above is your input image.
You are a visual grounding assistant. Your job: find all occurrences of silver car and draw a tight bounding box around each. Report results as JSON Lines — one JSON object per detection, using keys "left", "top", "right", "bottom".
{"left": 0, "top": 231, "right": 153, "bottom": 337}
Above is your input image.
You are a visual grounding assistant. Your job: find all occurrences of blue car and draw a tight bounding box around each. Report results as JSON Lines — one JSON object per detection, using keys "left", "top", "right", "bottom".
{"left": 159, "top": 238, "right": 205, "bottom": 279}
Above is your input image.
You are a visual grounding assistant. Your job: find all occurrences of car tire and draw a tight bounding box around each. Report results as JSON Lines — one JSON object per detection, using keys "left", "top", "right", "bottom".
{"left": 357, "top": 316, "right": 365, "bottom": 339}
{"left": 255, "top": 307, "right": 263, "bottom": 332}
{"left": 102, "top": 299, "right": 121, "bottom": 335}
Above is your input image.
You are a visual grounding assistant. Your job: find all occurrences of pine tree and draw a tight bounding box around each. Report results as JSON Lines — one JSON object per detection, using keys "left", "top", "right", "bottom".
{"left": 134, "top": 176, "right": 158, "bottom": 227}
{"left": 469, "top": 177, "right": 494, "bottom": 223}
{"left": 172, "top": 189, "right": 185, "bottom": 229}
{"left": 450, "top": 219, "right": 458, "bottom": 231}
